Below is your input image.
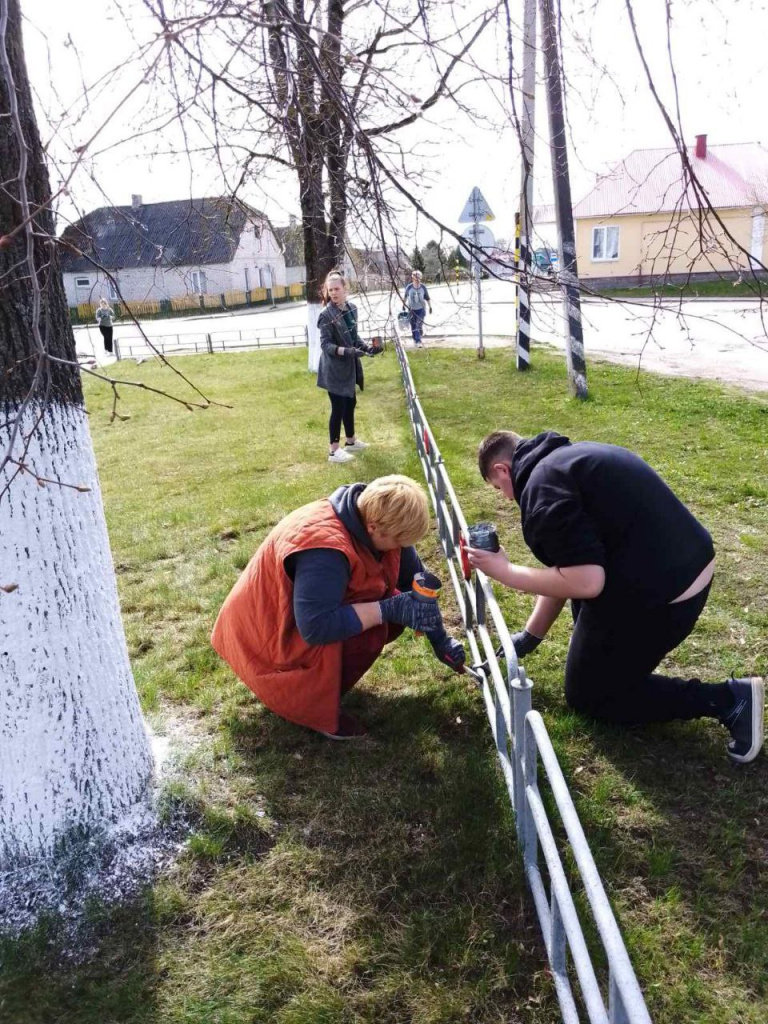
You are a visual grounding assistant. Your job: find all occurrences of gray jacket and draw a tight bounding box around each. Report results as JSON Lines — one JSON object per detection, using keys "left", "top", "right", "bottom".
{"left": 316, "top": 302, "right": 371, "bottom": 397}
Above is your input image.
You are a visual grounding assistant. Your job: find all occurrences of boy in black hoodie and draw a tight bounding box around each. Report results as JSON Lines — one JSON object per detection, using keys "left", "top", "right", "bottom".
{"left": 467, "top": 430, "right": 764, "bottom": 764}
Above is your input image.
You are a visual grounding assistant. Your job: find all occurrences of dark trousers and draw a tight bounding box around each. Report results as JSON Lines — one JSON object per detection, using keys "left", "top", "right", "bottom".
{"left": 99, "top": 325, "right": 113, "bottom": 353}
{"left": 340, "top": 623, "right": 405, "bottom": 695}
{"left": 564, "top": 585, "right": 722, "bottom": 724}
{"left": 409, "top": 308, "right": 426, "bottom": 344}
{"left": 328, "top": 392, "right": 356, "bottom": 444}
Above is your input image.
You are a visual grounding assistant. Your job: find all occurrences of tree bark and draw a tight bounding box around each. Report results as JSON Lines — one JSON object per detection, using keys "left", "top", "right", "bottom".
{"left": 264, "top": 0, "right": 348, "bottom": 370}
{"left": 0, "top": 0, "right": 153, "bottom": 871}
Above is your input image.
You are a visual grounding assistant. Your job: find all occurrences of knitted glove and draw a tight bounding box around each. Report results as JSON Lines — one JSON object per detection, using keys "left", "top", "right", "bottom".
{"left": 379, "top": 592, "right": 443, "bottom": 633}
{"left": 511, "top": 629, "right": 543, "bottom": 658}
{"left": 428, "top": 632, "right": 466, "bottom": 673}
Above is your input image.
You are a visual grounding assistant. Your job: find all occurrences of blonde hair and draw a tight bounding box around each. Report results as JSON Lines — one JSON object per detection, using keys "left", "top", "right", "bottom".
{"left": 357, "top": 475, "right": 430, "bottom": 545}
{"left": 321, "top": 270, "right": 347, "bottom": 306}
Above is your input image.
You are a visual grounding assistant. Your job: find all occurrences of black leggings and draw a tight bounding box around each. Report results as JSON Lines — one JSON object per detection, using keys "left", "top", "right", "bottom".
{"left": 99, "top": 325, "right": 113, "bottom": 353}
{"left": 564, "top": 584, "right": 730, "bottom": 725}
{"left": 328, "top": 392, "right": 356, "bottom": 444}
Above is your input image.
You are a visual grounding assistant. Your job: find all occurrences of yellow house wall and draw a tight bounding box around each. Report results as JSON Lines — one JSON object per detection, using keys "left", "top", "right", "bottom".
{"left": 576, "top": 208, "right": 765, "bottom": 279}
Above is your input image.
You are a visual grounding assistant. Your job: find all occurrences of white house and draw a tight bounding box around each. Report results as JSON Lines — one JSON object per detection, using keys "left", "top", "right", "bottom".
{"left": 59, "top": 196, "right": 286, "bottom": 307}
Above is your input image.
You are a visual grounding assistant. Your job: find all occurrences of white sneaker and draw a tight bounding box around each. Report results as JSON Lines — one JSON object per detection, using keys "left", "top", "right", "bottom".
{"left": 344, "top": 439, "right": 369, "bottom": 452}
{"left": 328, "top": 448, "right": 355, "bottom": 464}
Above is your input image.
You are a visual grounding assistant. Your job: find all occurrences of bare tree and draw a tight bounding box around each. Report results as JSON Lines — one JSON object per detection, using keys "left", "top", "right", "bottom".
{"left": 138, "top": 0, "right": 496, "bottom": 366}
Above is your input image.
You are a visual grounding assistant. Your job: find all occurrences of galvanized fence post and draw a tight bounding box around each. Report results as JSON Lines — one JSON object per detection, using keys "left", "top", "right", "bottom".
{"left": 392, "top": 334, "right": 653, "bottom": 1024}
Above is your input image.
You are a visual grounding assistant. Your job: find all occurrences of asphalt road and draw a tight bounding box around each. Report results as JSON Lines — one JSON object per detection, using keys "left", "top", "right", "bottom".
{"left": 74, "top": 281, "right": 768, "bottom": 392}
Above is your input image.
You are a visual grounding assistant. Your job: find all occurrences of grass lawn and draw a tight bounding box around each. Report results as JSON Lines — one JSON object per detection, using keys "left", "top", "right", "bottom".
{"left": 1, "top": 346, "right": 767, "bottom": 1023}
{"left": 598, "top": 280, "right": 768, "bottom": 301}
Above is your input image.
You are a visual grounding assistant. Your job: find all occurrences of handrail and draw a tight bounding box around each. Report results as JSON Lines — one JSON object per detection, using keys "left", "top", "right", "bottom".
{"left": 393, "top": 334, "right": 652, "bottom": 1024}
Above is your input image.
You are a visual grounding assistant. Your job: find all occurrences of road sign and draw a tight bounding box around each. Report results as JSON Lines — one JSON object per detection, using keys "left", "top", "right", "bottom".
{"left": 459, "top": 186, "right": 495, "bottom": 224}
{"left": 459, "top": 223, "right": 496, "bottom": 260}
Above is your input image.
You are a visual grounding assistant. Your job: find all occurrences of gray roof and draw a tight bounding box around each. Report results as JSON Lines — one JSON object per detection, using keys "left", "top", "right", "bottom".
{"left": 59, "top": 197, "right": 267, "bottom": 273}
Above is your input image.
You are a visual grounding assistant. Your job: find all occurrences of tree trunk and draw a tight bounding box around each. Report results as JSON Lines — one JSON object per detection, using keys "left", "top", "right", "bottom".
{"left": 0, "top": 0, "right": 153, "bottom": 872}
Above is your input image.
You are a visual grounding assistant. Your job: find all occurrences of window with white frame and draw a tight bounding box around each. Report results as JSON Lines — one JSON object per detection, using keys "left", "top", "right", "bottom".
{"left": 107, "top": 278, "right": 118, "bottom": 300}
{"left": 591, "top": 225, "right": 620, "bottom": 261}
{"left": 75, "top": 276, "right": 91, "bottom": 287}
{"left": 190, "top": 269, "right": 205, "bottom": 294}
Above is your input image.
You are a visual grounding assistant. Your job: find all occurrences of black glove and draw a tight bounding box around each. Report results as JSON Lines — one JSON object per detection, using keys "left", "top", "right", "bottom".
{"left": 428, "top": 632, "right": 466, "bottom": 673}
{"left": 379, "top": 592, "right": 443, "bottom": 633}
{"left": 511, "top": 629, "right": 543, "bottom": 658}
{"left": 341, "top": 347, "right": 358, "bottom": 357}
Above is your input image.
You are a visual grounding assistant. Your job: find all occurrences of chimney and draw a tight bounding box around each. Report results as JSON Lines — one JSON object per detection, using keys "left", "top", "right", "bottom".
{"left": 131, "top": 194, "right": 142, "bottom": 210}
{"left": 695, "top": 134, "right": 707, "bottom": 159}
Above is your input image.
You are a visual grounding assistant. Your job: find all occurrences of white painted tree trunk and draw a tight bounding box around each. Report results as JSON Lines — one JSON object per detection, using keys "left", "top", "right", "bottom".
{"left": 307, "top": 300, "right": 322, "bottom": 372}
{"left": 0, "top": 400, "right": 153, "bottom": 869}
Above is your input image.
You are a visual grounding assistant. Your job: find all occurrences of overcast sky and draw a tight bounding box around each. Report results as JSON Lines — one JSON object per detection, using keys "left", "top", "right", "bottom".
{"left": 21, "top": 0, "right": 768, "bottom": 249}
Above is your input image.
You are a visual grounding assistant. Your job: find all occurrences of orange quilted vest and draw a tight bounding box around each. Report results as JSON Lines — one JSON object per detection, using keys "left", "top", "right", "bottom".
{"left": 211, "top": 497, "right": 401, "bottom": 733}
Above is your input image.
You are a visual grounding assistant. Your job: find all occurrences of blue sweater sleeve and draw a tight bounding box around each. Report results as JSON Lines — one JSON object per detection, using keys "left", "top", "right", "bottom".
{"left": 288, "top": 549, "right": 363, "bottom": 646}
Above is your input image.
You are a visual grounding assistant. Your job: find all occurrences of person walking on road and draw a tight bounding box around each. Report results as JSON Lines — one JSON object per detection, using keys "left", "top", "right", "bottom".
{"left": 95, "top": 298, "right": 116, "bottom": 354}
{"left": 317, "top": 271, "right": 382, "bottom": 465}
{"left": 403, "top": 270, "right": 432, "bottom": 348}
{"left": 468, "top": 429, "right": 765, "bottom": 764}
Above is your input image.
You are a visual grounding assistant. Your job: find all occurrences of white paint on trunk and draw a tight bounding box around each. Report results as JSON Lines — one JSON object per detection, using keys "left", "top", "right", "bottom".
{"left": 307, "top": 300, "right": 322, "bottom": 372}
{"left": 0, "top": 401, "right": 153, "bottom": 868}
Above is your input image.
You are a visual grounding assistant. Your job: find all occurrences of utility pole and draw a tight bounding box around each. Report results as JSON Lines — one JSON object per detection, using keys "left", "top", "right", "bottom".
{"left": 516, "top": 0, "right": 537, "bottom": 371}
{"left": 539, "top": 0, "right": 588, "bottom": 399}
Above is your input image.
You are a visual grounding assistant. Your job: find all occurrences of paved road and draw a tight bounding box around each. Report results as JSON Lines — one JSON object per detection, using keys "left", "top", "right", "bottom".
{"left": 75, "top": 281, "right": 768, "bottom": 392}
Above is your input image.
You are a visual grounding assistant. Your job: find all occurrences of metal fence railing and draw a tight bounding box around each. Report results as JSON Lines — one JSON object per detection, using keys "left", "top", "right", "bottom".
{"left": 74, "top": 318, "right": 394, "bottom": 363}
{"left": 394, "top": 336, "right": 652, "bottom": 1024}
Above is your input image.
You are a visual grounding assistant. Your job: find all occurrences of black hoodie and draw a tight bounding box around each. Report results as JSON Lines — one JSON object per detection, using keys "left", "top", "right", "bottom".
{"left": 511, "top": 432, "right": 714, "bottom": 611}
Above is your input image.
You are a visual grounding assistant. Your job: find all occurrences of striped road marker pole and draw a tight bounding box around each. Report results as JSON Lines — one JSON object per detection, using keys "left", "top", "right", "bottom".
{"left": 516, "top": 212, "right": 531, "bottom": 371}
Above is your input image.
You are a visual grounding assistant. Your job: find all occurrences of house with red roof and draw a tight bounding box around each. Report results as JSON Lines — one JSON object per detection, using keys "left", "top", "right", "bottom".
{"left": 571, "top": 136, "right": 768, "bottom": 287}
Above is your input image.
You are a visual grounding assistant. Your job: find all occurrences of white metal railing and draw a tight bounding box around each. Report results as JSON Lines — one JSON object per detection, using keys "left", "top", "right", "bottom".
{"left": 394, "top": 335, "right": 652, "bottom": 1024}
{"left": 75, "top": 317, "right": 392, "bottom": 362}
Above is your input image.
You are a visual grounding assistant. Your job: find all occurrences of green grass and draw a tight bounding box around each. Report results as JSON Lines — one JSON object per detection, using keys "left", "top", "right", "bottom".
{"left": 599, "top": 280, "right": 768, "bottom": 300}
{"left": 1, "top": 346, "right": 767, "bottom": 1023}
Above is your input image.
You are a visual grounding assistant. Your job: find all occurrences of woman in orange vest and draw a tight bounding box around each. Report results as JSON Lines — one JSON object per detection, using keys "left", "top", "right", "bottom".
{"left": 211, "top": 475, "right": 465, "bottom": 739}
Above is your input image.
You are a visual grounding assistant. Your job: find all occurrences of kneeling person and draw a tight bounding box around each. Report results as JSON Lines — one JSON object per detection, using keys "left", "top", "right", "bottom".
{"left": 468, "top": 430, "right": 764, "bottom": 764}
{"left": 212, "top": 475, "right": 465, "bottom": 739}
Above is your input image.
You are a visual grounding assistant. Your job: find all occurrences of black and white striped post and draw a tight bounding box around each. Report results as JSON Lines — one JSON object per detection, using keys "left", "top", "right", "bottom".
{"left": 539, "top": 0, "right": 588, "bottom": 399}
{"left": 516, "top": 212, "right": 531, "bottom": 371}
{"left": 514, "top": 212, "right": 521, "bottom": 348}
{"left": 516, "top": 0, "right": 537, "bottom": 373}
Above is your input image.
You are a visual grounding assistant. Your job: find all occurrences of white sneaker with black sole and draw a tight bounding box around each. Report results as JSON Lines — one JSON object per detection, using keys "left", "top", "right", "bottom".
{"left": 722, "top": 676, "right": 765, "bottom": 763}
{"left": 328, "top": 448, "right": 355, "bottom": 464}
{"left": 344, "top": 439, "right": 369, "bottom": 452}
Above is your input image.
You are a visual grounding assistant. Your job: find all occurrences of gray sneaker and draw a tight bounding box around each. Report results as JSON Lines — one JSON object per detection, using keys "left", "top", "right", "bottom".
{"left": 722, "top": 677, "right": 765, "bottom": 764}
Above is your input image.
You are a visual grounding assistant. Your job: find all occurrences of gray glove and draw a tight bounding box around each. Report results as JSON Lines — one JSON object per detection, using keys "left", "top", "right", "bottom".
{"left": 379, "top": 592, "right": 443, "bottom": 633}
{"left": 511, "top": 629, "right": 543, "bottom": 658}
{"left": 428, "top": 631, "right": 466, "bottom": 673}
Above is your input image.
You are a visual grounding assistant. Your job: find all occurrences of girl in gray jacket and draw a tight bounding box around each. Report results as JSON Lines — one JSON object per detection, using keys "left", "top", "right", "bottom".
{"left": 316, "top": 272, "right": 380, "bottom": 464}
{"left": 95, "top": 298, "right": 115, "bottom": 353}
